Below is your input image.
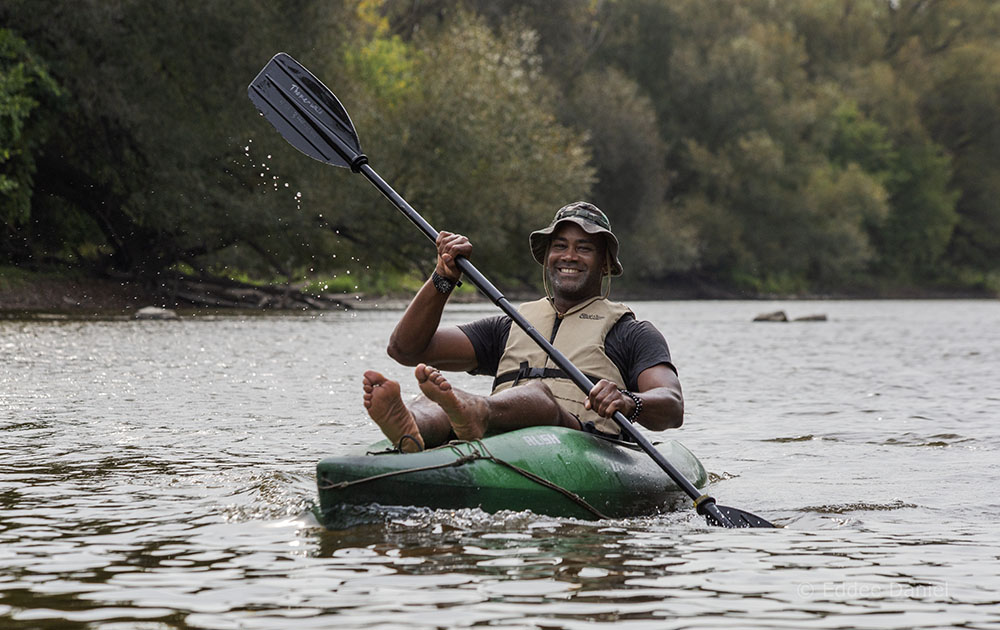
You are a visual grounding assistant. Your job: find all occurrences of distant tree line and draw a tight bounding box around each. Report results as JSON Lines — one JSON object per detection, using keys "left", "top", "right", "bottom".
{"left": 2, "top": 0, "right": 998, "bottom": 295}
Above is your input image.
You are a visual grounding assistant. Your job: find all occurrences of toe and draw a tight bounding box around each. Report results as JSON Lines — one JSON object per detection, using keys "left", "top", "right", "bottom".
{"left": 414, "top": 363, "right": 429, "bottom": 382}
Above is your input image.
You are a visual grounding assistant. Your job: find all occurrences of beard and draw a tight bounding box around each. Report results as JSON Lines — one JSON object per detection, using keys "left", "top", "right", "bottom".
{"left": 545, "top": 264, "right": 604, "bottom": 303}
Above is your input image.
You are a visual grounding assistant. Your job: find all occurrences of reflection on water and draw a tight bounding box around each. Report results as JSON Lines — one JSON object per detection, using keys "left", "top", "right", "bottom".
{"left": 2, "top": 301, "right": 1000, "bottom": 629}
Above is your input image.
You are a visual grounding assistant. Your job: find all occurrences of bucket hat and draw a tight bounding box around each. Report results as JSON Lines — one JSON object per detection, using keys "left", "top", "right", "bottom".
{"left": 529, "top": 202, "right": 623, "bottom": 276}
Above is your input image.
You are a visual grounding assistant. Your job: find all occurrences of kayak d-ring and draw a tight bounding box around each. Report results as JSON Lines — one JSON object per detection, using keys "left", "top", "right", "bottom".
{"left": 396, "top": 434, "right": 423, "bottom": 453}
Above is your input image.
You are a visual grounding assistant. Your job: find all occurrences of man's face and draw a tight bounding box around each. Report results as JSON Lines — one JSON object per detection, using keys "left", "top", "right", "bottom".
{"left": 544, "top": 222, "right": 606, "bottom": 303}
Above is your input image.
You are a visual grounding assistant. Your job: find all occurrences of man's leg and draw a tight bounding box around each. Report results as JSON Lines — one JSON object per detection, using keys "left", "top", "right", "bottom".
{"left": 362, "top": 370, "right": 459, "bottom": 452}
{"left": 363, "top": 370, "right": 425, "bottom": 452}
{"left": 364, "top": 365, "right": 580, "bottom": 450}
{"left": 415, "top": 363, "right": 579, "bottom": 440}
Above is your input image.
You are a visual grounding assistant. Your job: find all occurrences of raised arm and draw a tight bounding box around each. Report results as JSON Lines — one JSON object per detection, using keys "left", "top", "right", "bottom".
{"left": 386, "top": 231, "right": 479, "bottom": 372}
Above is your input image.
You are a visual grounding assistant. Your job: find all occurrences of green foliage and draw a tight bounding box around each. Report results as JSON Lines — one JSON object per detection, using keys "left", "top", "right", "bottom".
{"left": 919, "top": 40, "right": 1000, "bottom": 272}
{"left": 800, "top": 163, "right": 890, "bottom": 284}
{"left": 588, "top": 0, "right": 982, "bottom": 291}
{"left": 0, "top": 28, "right": 61, "bottom": 257}
{"left": 308, "top": 10, "right": 593, "bottom": 284}
{"left": 563, "top": 67, "right": 668, "bottom": 233}
{"left": 301, "top": 268, "right": 427, "bottom": 297}
{"left": 2, "top": 0, "right": 998, "bottom": 296}
{"left": 829, "top": 103, "right": 898, "bottom": 178}
{"left": 827, "top": 100, "right": 958, "bottom": 279}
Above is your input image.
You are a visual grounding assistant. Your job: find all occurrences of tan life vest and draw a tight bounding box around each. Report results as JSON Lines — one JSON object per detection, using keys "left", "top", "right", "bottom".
{"left": 492, "top": 296, "right": 632, "bottom": 434}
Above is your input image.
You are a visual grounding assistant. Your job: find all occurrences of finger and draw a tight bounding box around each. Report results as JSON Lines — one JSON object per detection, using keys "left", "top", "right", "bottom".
{"left": 443, "top": 234, "right": 471, "bottom": 253}
{"left": 595, "top": 388, "right": 625, "bottom": 418}
{"left": 598, "top": 396, "right": 615, "bottom": 418}
{"left": 604, "top": 398, "right": 625, "bottom": 418}
{"left": 441, "top": 232, "right": 463, "bottom": 245}
{"left": 439, "top": 234, "right": 465, "bottom": 255}
{"left": 588, "top": 380, "right": 609, "bottom": 409}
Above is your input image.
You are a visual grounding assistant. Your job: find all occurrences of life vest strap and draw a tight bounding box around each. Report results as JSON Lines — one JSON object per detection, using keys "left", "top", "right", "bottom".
{"left": 493, "top": 360, "right": 603, "bottom": 391}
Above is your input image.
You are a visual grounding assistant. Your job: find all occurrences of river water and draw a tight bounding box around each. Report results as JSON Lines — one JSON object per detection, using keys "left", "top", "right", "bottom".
{"left": 2, "top": 299, "right": 999, "bottom": 629}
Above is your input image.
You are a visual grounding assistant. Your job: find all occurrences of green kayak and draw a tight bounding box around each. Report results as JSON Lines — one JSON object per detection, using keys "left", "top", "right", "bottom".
{"left": 316, "top": 426, "right": 707, "bottom": 528}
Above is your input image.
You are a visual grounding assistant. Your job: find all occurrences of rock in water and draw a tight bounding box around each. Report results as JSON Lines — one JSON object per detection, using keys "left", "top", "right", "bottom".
{"left": 793, "top": 314, "right": 828, "bottom": 322}
{"left": 135, "top": 306, "right": 179, "bottom": 320}
{"left": 753, "top": 310, "right": 788, "bottom": 322}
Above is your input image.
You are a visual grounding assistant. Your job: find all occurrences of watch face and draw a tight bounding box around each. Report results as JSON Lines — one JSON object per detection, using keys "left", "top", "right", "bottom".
{"left": 433, "top": 273, "right": 454, "bottom": 293}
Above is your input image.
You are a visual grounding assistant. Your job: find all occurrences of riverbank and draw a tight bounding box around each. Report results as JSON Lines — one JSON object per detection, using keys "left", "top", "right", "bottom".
{"left": 1, "top": 267, "right": 995, "bottom": 316}
{"left": 0, "top": 271, "right": 340, "bottom": 316}
{"left": 0, "top": 268, "right": 375, "bottom": 315}
{"left": 0, "top": 271, "right": 160, "bottom": 313}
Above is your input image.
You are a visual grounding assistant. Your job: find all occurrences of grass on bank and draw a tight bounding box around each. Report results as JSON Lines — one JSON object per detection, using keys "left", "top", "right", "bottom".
{"left": 0, "top": 265, "right": 89, "bottom": 290}
{"left": 174, "top": 262, "right": 481, "bottom": 298}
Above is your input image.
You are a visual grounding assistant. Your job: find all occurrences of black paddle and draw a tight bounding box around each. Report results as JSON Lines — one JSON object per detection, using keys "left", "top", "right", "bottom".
{"left": 248, "top": 52, "right": 774, "bottom": 529}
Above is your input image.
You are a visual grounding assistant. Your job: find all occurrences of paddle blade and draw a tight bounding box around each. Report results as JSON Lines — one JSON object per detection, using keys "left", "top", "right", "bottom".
{"left": 248, "top": 52, "right": 363, "bottom": 169}
{"left": 707, "top": 505, "right": 776, "bottom": 529}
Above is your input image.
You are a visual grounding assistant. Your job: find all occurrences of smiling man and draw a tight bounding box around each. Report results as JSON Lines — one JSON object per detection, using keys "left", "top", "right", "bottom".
{"left": 362, "top": 202, "right": 684, "bottom": 451}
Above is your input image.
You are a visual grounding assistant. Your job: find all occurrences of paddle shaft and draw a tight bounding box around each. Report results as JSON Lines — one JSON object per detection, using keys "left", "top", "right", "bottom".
{"left": 356, "top": 163, "right": 735, "bottom": 528}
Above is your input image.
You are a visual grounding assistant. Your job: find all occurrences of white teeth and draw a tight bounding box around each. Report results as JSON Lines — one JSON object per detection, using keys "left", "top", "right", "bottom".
{"left": 558, "top": 268, "right": 580, "bottom": 274}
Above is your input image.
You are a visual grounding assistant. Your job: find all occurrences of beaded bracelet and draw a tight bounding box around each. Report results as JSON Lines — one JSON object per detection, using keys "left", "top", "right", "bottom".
{"left": 618, "top": 389, "right": 642, "bottom": 423}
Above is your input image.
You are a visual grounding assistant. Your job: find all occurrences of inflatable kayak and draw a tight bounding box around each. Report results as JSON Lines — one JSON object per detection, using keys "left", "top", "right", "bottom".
{"left": 316, "top": 426, "right": 707, "bottom": 528}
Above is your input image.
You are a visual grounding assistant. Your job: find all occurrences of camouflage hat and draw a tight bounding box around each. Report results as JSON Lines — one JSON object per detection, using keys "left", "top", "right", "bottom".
{"left": 529, "top": 202, "right": 623, "bottom": 276}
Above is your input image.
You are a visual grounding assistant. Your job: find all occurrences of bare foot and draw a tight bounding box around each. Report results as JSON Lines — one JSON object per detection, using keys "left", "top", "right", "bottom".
{"left": 363, "top": 370, "right": 424, "bottom": 452}
{"left": 415, "top": 363, "right": 489, "bottom": 441}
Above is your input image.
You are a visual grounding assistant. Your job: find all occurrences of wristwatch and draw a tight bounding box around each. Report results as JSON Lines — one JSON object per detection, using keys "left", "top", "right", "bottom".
{"left": 431, "top": 271, "right": 461, "bottom": 294}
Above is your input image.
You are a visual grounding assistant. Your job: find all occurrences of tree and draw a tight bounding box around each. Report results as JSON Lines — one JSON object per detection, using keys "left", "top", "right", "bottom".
{"left": 1, "top": 0, "right": 355, "bottom": 278}
{"left": 306, "top": 9, "right": 594, "bottom": 284}
{"left": 920, "top": 41, "right": 1000, "bottom": 274}
{"left": 563, "top": 68, "right": 668, "bottom": 234}
{"left": 4, "top": 0, "right": 999, "bottom": 297}
{"left": 0, "top": 28, "right": 61, "bottom": 263}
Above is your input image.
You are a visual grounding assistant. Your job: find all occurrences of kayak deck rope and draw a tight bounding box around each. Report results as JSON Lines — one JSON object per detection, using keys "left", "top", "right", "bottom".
{"left": 319, "top": 440, "right": 611, "bottom": 520}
